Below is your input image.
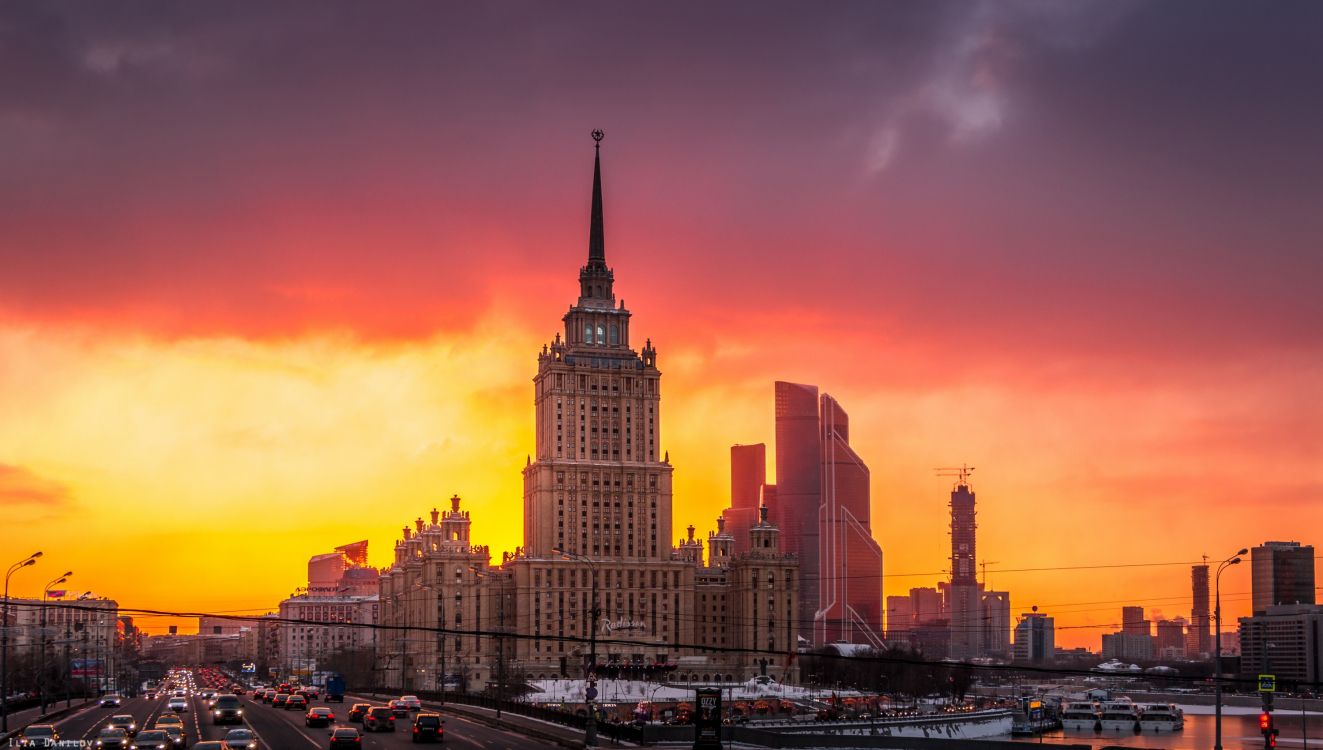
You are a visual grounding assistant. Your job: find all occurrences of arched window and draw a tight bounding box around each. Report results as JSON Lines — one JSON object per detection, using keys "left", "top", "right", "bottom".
{"left": 584, "top": 324, "right": 593, "bottom": 344}
{"left": 596, "top": 325, "right": 605, "bottom": 344}
{"left": 609, "top": 325, "right": 619, "bottom": 345}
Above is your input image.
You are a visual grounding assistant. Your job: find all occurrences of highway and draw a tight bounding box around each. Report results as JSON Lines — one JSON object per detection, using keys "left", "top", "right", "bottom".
{"left": 27, "top": 678, "right": 565, "bottom": 749}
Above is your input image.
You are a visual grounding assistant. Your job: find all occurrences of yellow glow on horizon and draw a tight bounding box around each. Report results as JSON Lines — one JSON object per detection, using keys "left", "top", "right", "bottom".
{"left": 0, "top": 318, "right": 1310, "bottom": 644}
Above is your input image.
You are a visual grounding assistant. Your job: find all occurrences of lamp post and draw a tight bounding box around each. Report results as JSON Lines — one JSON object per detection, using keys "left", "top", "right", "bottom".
{"left": 553, "top": 547, "right": 600, "bottom": 748}
{"left": 471, "top": 568, "right": 508, "bottom": 719}
{"left": 39, "top": 571, "right": 71, "bottom": 715}
{"left": 2, "top": 551, "right": 41, "bottom": 732}
{"left": 1214, "top": 548, "right": 1248, "bottom": 750}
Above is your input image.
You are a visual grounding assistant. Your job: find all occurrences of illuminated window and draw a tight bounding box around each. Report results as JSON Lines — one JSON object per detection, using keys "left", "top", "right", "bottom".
{"left": 596, "top": 325, "right": 605, "bottom": 344}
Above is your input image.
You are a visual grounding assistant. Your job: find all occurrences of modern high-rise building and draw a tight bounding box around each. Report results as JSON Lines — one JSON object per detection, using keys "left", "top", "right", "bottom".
{"left": 1238, "top": 604, "right": 1323, "bottom": 685}
{"left": 1155, "top": 619, "right": 1186, "bottom": 659}
{"left": 816, "top": 392, "right": 884, "bottom": 647}
{"left": 911, "top": 587, "right": 945, "bottom": 625}
{"left": 1251, "top": 541, "right": 1316, "bottom": 615}
{"left": 753, "top": 382, "right": 883, "bottom": 647}
{"left": 723, "top": 443, "right": 767, "bottom": 555}
{"left": 1122, "top": 606, "right": 1151, "bottom": 636}
{"left": 772, "top": 381, "right": 822, "bottom": 640}
{"left": 981, "top": 590, "right": 1012, "bottom": 658}
{"left": 1191, "top": 564, "right": 1211, "bottom": 659}
{"left": 946, "top": 478, "right": 982, "bottom": 659}
{"left": 886, "top": 595, "right": 914, "bottom": 640}
{"left": 1013, "top": 610, "right": 1054, "bottom": 664}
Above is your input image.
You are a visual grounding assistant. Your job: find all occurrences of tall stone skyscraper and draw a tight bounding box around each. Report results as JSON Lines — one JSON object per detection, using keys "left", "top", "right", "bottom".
{"left": 946, "top": 478, "right": 983, "bottom": 659}
{"left": 1190, "top": 564, "right": 1211, "bottom": 658}
{"left": 511, "top": 133, "right": 698, "bottom": 677}
{"left": 522, "top": 132, "right": 670, "bottom": 560}
{"left": 769, "top": 382, "right": 884, "bottom": 647}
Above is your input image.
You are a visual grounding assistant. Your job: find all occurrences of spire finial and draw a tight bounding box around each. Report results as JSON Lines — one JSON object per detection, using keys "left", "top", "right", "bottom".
{"left": 588, "top": 129, "right": 605, "bottom": 265}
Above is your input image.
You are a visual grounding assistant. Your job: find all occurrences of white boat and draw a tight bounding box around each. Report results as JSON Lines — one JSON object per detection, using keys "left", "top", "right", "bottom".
{"left": 1060, "top": 701, "right": 1102, "bottom": 732}
{"left": 1099, "top": 699, "right": 1141, "bottom": 732}
{"left": 1138, "top": 703, "right": 1184, "bottom": 732}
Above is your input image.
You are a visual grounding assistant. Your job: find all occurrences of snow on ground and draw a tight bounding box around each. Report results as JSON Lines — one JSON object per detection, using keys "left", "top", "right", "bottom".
{"left": 521, "top": 677, "right": 866, "bottom": 704}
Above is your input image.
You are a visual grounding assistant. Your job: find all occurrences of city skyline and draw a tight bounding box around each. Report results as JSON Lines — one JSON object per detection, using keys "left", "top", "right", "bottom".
{"left": 2, "top": 2, "right": 1321, "bottom": 648}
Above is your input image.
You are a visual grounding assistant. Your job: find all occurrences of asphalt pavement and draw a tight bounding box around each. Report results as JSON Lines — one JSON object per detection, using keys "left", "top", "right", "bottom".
{"left": 25, "top": 684, "right": 565, "bottom": 750}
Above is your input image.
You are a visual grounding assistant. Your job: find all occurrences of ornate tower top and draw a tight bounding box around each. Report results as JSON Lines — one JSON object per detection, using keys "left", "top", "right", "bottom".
{"left": 579, "top": 129, "right": 615, "bottom": 307}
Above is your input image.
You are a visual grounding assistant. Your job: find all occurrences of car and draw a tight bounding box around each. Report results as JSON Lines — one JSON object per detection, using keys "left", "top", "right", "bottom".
{"left": 158, "top": 726, "right": 186, "bottom": 749}
{"left": 271, "top": 693, "right": 290, "bottom": 709}
{"left": 329, "top": 727, "right": 363, "bottom": 749}
{"left": 389, "top": 699, "right": 410, "bottom": 718}
{"left": 305, "top": 706, "right": 336, "bottom": 727}
{"left": 18, "top": 724, "right": 59, "bottom": 748}
{"left": 152, "top": 714, "right": 184, "bottom": 735}
{"left": 101, "top": 694, "right": 124, "bottom": 707}
{"left": 398, "top": 695, "right": 423, "bottom": 711}
{"left": 167, "top": 696, "right": 189, "bottom": 712}
{"left": 299, "top": 687, "right": 320, "bottom": 700}
{"left": 230, "top": 686, "right": 245, "bottom": 696}
{"left": 130, "top": 730, "right": 173, "bottom": 750}
{"left": 200, "top": 690, "right": 216, "bottom": 700}
{"left": 108, "top": 715, "right": 139, "bottom": 736}
{"left": 221, "top": 728, "right": 258, "bottom": 750}
{"left": 364, "top": 705, "right": 396, "bottom": 732}
{"left": 95, "top": 728, "right": 130, "bottom": 749}
{"left": 411, "top": 712, "right": 444, "bottom": 743}
{"left": 262, "top": 689, "right": 278, "bottom": 703}
{"left": 347, "top": 703, "right": 371, "bottom": 722}
{"left": 285, "top": 694, "right": 308, "bottom": 711}
{"left": 211, "top": 694, "right": 244, "bottom": 724}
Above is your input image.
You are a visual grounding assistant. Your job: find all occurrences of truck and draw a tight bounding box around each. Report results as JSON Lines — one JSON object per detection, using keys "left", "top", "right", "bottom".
{"left": 326, "top": 674, "right": 346, "bottom": 703}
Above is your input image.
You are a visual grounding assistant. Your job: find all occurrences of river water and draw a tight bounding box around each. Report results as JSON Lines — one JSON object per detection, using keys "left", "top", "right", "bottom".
{"left": 1013, "top": 712, "right": 1319, "bottom": 750}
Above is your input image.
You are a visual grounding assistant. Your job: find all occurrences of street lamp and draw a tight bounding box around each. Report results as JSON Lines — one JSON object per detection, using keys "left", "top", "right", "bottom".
{"left": 553, "top": 547, "right": 600, "bottom": 748}
{"left": 39, "top": 571, "right": 71, "bottom": 715}
{"left": 1214, "top": 548, "right": 1247, "bottom": 750}
{"left": 2, "top": 551, "right": 41, "bottom": 732}
{"left": 470, "top": 568, "right": 509, "bottom": 720}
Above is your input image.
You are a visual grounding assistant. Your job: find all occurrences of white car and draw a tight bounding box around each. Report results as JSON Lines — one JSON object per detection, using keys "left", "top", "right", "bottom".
{"left": 167, "top": 696, "right": 188, "bottom": 712}
{"left": 398, "top": 695, "right": 422, "bottom": 711}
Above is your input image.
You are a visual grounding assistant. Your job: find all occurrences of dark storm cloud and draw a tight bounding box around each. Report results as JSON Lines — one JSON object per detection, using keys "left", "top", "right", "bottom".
{"left": 0, "top": 1, "right": 1317, "bottom": 358}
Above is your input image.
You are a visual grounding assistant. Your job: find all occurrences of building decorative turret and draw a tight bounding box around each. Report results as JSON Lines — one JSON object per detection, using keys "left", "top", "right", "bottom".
{"left": 677, "top": 524, "right": 704, "bottom": 566}
{"left": 707, "top": 517, "right": 735, "bottom": 568}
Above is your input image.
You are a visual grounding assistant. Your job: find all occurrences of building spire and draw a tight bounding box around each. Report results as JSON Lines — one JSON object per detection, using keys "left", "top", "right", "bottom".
{"left": 588, "top": 129, "right": 605, "bottom": 266}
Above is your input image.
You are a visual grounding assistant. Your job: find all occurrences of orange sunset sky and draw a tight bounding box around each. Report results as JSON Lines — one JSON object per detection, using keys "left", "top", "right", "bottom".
{"left": 1, "top": 2, "right": 1320, "bottom": 646}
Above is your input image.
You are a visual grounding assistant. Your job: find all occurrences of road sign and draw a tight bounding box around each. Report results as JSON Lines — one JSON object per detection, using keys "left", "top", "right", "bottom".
{"left": 1259, "top": 674, "right": 1276, "bottom": 693}
{"left": 585, "top": 686, "right": 598, "bottom": 701}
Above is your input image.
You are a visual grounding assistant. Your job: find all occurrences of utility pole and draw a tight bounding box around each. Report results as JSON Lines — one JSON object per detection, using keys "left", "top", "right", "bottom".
{"left": 437, "top": 594, "right": 446, "bottom": 705}
{"left": 63, "top": 624, "right": 71, "bottom": 709}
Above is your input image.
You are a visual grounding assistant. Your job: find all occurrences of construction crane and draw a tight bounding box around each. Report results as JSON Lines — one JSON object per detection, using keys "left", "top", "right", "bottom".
{"left": 935, "top": 464, "right": 975, "bottom": 488}
{"left": 980, "top": 559, "right": 1000, "bottom": 587}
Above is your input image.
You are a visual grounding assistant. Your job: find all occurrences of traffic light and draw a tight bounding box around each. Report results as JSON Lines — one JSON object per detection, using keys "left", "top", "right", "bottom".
{"left": 1260, "top": 711, "right": 1278, "bottom": 749}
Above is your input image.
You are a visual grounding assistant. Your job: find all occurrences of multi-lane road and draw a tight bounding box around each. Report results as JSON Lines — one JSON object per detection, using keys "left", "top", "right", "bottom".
{"left": 26, "top": 680, "right": 564, "bottom": 749}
